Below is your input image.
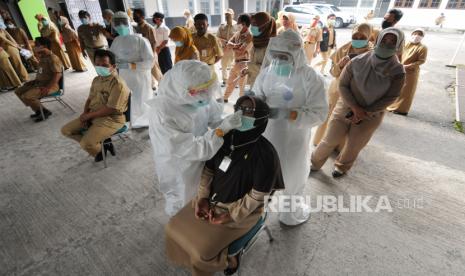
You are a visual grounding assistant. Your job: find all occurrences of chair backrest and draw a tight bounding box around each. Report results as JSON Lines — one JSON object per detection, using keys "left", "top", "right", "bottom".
{"left": 124, "top": 92, "right": 131, "bottom": 123}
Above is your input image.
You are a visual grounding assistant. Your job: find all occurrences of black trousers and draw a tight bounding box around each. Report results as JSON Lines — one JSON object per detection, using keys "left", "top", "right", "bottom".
{"left": 158, "top": 47, "right": 173, "bottom": 74}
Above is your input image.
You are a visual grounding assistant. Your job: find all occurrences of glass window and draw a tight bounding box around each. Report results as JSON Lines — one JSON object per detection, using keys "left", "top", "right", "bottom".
{"left": 418, "top": 0, "right": 442, "bottom": 8}
{"left": 447, "top": 0, "right": 465, "bottom": 8}
{"left": 189, "top": 0, "right": 193, "bottom": 11}
{"left": 256, "top": 1, "right": 262, "bottom": 11}
{"left": 200, "top": 0, "right": 210, "bottom": 14}
{"left": 214, "top": 0, "right": 220, "bottom": 14}
{"left": 394, "top": 0, "right": 415, "bottom": 7}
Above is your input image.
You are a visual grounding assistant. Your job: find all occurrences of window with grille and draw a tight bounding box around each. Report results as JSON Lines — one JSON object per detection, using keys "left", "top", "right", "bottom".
{"left": 394, "top": 0, "right": 414, "bottom": 7}
{"left": 200, "top": 0, "right": 210, "bottom": 14}
{"left": 447, "top": 0, "right": 465, "bottom": 9}
{"left": 256, "top": 1, "right": 262, "bottom": 11}
{"left": 214, "top": 0, "right": 220, "bottom": 14}
{"left": 418, "top": 0, "right": 442, "bottom": 8}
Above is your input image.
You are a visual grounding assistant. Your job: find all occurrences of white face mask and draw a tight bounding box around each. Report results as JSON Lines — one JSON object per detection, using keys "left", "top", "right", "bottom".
{"left": 410, "top": 34, "right": 423, "bottom": 44}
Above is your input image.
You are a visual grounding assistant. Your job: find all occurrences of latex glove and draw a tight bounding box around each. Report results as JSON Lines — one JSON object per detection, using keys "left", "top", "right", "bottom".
{"left": 219, "top": 110, "right": 242, "bottom": 133}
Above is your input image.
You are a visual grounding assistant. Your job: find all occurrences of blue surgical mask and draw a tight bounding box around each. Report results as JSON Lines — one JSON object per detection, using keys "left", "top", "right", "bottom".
{"left": 250, "top": 26, "right": 261, "bottom": 37}
{"left": 274, "top": 63, "right": 293, "bottom": 76}
{"left": 237, "top": 116, "right": 256, "bottom": 132}
{"left": 192, "top": 100, "right": 209, "bottom": 108}
{"left": 80, "top": 18, "right": 89, "bottom": 25}
{"left": 351, "top": 39, "right": 368, "bottom": 49}
{"left": 42, "top": 19, "right": 49, "bottom": 27}
{"left": 374, "top": 44, "right": 396, "bottom": 59}
{"left": 115, "top": 25, "right": 130, "bottom": 36}
{"left": 174, "top": 41, "right": 184, "bottom": 47}
{"left": 95, "top": 66, "right": 112, "bottom": 77}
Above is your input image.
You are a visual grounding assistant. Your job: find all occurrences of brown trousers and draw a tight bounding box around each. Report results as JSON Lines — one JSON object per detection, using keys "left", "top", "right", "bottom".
{"left": 51, "top": 41, "right": 71, "bottom": 69}
{"left": 223, "top": 61, "right": 247, "bottom": 100}
{"left": 314, "top": 50, "right": 331, "bottom": 74}
{"left": 15, "top": 81, "right": 59, "bottom": 111}
{"left": 6, "top": 46, "right": 28, "bottom": 82}
{"left": 303, "top": 42, "right": 317, "bottom": 65}
{"left": 0, "top": 55, "right": 21, "bottom": 88}
{"left": 221, "top": 48, "right": 235, "bottom": 82}
{"left": 387, "top": 71, "right": 419, "bottom": 114}
{"left": 61, "top": 117, "right": 123, "bottom": 157}
{"left": 311, "top": 99, "right": 384, "bottom": 173}
{"left": 64, "top": 40, "right": 87, "bottom": 71}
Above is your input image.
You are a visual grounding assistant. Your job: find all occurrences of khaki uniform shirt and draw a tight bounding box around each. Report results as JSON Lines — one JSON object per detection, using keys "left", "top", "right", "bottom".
{"left": 36, "top": 53, "right": 63, "bottom": 83}
{"left": 77, "top": 24, "right": 107, "bottom": 49}
{"left": 303, "top": 26, "right": 322, "bottom": 44}
{"left": 229, "top": 30, "right": 253, "bottom": 61}
{"left": 87, "top": 73, "right": 130, "bottom": 121}
{"left": 216, "top": 21, "right": 237, "bottom": 47}
{"left": 192, "top": 32, "right": 223, "bottom": 65}
{"left": 6, "top": 27, "right": 31, "bottom": 50}
{"left": 136, "top": 20, "right": 157, "bottom": 51}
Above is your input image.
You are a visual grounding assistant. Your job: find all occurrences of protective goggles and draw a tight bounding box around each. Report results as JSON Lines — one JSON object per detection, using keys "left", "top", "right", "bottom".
{"left": 188, "top": 72, "right": 217, "bottom": 96}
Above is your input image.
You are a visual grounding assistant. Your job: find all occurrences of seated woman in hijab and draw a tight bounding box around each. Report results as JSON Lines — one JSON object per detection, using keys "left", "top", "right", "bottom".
{"left": 169, "top": 26, "right": 200, "bottom": 63}
{"left": 165, "top": 95, "right": 284, "bottom": 276}
{"left": 311, "top": 27, "right": 406, "bottom": 178}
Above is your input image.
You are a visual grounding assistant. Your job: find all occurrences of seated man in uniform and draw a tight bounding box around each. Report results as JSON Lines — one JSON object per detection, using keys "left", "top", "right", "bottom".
{"left": 61, "top": 49, "right": 130, "bottom": 162}
{"left": 14, "top": 37, "right": 62, "bottom": 122}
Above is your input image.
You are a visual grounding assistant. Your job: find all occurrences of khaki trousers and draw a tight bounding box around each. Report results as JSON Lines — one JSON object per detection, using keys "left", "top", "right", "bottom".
{"left": 15, "top": 81, "right": 59, "bottom": 111}
{"left": 61, "top": 117, "right": 123, "bottom": 157}
{"left": 5, "top": 46, "right": 28, "bottom": 82}
{"left": 314, "top": 50, "right": 330, "bottom": 73}
{"left": 51, "top": 40, "right": 71, "bottom": 69}
{"left": 220, "top": 48, "right": 235, "bottom": 82}
{"left": 311, "top": 99, "right": 384, "bottom": 173}
{"left": 64, "top": 40, "right": 87, "bottom": 71}
{"left": 223, "top": 61, "right": 247, "bottom": 100}
{"left": 303, "top": 42, "right": 317, "bottom": 65}
{"left": 387, "top": 71, "right": 419, "bottom": 114}
{"left": 0, "top": 55, "right": 21, "bottom": 88}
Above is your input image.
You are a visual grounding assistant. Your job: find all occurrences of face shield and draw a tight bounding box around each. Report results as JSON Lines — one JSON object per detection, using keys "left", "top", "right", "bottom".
{"left": 186, "top": 72, "right": 221, "bottom": 108}
{"left": 113, "top": 12, "right": 131, "bottom": 36}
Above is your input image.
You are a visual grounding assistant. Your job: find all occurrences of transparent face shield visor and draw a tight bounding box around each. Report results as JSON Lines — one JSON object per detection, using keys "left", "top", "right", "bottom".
{"left": 187, "top": 72, "right": 222, "bottom": 107}
{"left": 262, "top": 51, "right": 295, "bottom": 105}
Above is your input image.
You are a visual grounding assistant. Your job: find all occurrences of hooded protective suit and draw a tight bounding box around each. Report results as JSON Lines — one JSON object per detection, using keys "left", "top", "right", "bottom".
{"left": 253, "top": 30, "right": 328, "bottom": 225}
{"left": 110, "top": 12, "right": 154, "bottom": 128}
{"left": 148, "top": 60, "right": 241, "bottom": 216}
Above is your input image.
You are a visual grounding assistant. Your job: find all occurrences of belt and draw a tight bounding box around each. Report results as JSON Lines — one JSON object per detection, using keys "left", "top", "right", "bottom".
{"left": 235, "top": 59, "right": 249, "bottom": 63}
{"left": 87, "top": 46, "right": 105, "bottom": 50}
{"left": 304, "top": 41, "right": 316, "bottom": 44}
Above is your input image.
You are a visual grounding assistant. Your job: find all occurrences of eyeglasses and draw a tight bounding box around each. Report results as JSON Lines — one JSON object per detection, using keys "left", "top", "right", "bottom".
{"left": 234, "top": 105, "right": 255, "bottom": 113}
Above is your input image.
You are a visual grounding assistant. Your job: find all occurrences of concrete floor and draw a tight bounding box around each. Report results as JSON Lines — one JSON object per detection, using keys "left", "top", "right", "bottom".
{"left": 1, "top": 29, "right": 465, "bottom": 276}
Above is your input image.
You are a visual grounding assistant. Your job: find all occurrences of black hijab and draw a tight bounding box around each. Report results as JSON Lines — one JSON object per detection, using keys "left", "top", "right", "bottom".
{"left": 206, "top": 96, "right": 285, "bottom": 203}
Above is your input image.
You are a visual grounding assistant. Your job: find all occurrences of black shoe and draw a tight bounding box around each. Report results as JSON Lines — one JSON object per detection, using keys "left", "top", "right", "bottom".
{"left": 94, "top": 152, "right": 104, "bottom": 162}
{"left": 332, "top": 170, "right": 345, "bottom": 178}
{"left": 103, "top": 138, "right": 116, "bottom": 156}
{"left": 30, "top": 111, "right": 41, "bottom": 118}
{"left": 392, "top": 111, "right": 408, "bottom": 116}
{"left": 34, "top": 109, "right": 52, "bottom": 122}
{"left": 224, "top": 253, "right": 241, "bottom": 275}
{"left": 221, "top": 81, "right": 226, "bottom": 87}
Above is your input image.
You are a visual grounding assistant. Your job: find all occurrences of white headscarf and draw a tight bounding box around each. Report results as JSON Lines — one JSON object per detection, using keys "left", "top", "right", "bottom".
{"left": 350, "top": 27, "right": 405, "bottom": 105}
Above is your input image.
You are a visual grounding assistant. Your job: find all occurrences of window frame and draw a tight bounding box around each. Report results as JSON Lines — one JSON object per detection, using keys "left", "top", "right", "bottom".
{"left": 417, "top": 0, "right": 442, "bottom": 8}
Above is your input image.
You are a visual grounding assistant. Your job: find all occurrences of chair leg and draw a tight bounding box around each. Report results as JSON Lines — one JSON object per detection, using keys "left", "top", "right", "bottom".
{"left": 264, "top": 225, "right": 274, "bottom": 242}
{"left": 101, "top": 142, "right": 107, "bottom": 168}
{"left": 58, "top": 97, "right": 76, "bottom": 113}
{"left": 39, "top": 105, "right": 45, "bottom": 121}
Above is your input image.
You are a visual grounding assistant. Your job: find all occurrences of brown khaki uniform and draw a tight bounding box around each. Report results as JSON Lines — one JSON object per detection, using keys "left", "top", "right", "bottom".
{"left": 61, "top": 73, "right": 129, "bottom": 156}
{"left": 6, "top": 26, "right": 39, "bottom": 69}
{"left": 39, "top": 23, "right": 71, "bottom": 69}
{"left": 15, "top": 53, "right": 62, "bottom": 111}
{"left": 0, "top": 47, "right": 21, "bottom": 88}
{"left": 136, "top": 20, "right": 163, "bottom": 84}
{"left": 0, "top": 29, "right": 29, "bottom": 82}
{"left": 302, "top": 26, "right": 322, "bottom": 65}
{"left": 59, "top": 17, "right": 87, "bottom": 71}
{"left": 217, "top": 22, "right": 237, "bottom": 81}
{"left": 223, "top": 30, "right": 253, "bottom": 100}
{"left": 192, "top": 32, "right": 223, "bottom": 72}
{"left": 77, "top": 24, "right": 108, "bottom": 65}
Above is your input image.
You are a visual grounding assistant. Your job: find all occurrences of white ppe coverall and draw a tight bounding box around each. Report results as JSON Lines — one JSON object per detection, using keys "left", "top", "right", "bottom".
{"left": 253, "top": 30, "right": 328, "bottom": 225}
{"left": 110, "top": 26, "right": 154, "bottom": 128}
{"left": 147, "top": 60, "right": 225, "bottom": 216}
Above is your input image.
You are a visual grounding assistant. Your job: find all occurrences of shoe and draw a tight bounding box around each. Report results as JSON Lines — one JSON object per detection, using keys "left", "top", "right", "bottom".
{"left": 30, "top": 111, "right": 41, "bottom": 118}
{"left": 94, "top": 152, "right": 104, "bottom": 162}
{"left": 392, "top": 111, "right": 408, "bottom": 116}
{"left": 224, "top": 252, "right": 242, "bottom": 275}
{"left": 221, "top": 81, "right": 226, "bottom": 87}
{"left": 34, "top": 109, "right": 52, "bottom": 122}
{"left": 103, "top": 138, "right": 116, "bottom": 156}
{"left": 332, "top": 169, "right": 345, "bottom": 178}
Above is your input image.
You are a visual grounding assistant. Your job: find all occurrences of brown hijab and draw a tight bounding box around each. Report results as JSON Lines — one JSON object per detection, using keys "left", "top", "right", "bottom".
{"left": 251, "top": 12, "right": 276, "bottom": 48}
{"left": 169, "top": 26, "right": 199, "bottom": 63}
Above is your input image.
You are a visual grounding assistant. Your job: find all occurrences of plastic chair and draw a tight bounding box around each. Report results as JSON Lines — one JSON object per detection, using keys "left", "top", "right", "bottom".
{"left": 39, "top": 69, "right": 75, "bottom": 120}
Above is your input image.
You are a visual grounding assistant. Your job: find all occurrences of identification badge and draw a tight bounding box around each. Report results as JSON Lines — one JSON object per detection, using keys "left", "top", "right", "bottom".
{"left": 201, "top": 49, "right": 207, "bottom": 57}
{"left": 219, "top": 156, "right": 232, "bottom": 172}
{"left": 92, "top": 35, "right": 97, "bottom": 41}
{"left": 38, "top": 67, "right": 43, "bottom": 74}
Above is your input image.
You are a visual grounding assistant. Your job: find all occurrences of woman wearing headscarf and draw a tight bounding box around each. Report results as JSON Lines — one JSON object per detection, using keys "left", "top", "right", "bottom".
{"left": 313, "top": 23, "right": 373, "bottom": 148}
{"left": 0, "top": 21, "right": 28, "bottom": 82}
{"left": 277, "top": 12, "right": 298, "bottom": 35}
{"left": 247, "top": 12, "right": 276, "bottom": 88}
{"left": 165, "top": 95, "right": 284, "bottom": 276}
{"left": 275, "top": 11, "right": 284, "bottom": 30}
{"left": 35, "top": 14, "right": 71, "bottom": 70}
{"left": 311, "top": 28, "right": 406, "bottom": 178}
{"left": 387, "top": 29, "right": 428, "bottom": 115}
{"left": 57, "top": 16, "right": 87, "bottom": 72}
{"left": 0, "top": 46, "right": 21, "bottom": 90}
{"left": 169, "top": 26, "right": 199, "bottom": 63}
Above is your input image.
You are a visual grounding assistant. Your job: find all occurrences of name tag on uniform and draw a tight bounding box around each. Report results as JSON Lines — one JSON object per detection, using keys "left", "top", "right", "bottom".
{"left": 92, "top": 35, "right": 98, "bottom": 41}
{"left": 201, "top": 49, "right": 207, "bottom": 57}
{"left": 219, "top": 156, "right": 232, "bottom": 172}
{"left": 38, "top": 67, "right": 43, "bottom": 74}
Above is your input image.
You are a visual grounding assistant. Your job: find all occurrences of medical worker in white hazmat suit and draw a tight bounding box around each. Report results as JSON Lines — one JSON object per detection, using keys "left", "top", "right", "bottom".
{"left": 110, "top": 11, "right": 154, "bottom": 128}
{"left": 148, "top": 60, "right": 242, "bottom": 216}
{"left": 253, "top": 30, "right": 328, "bottom": 225}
